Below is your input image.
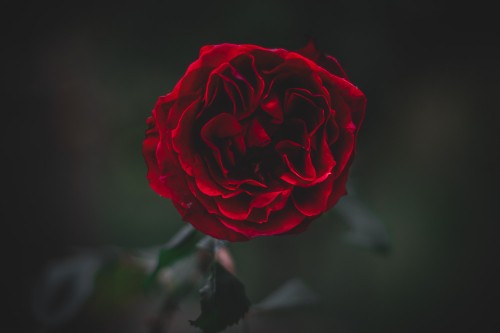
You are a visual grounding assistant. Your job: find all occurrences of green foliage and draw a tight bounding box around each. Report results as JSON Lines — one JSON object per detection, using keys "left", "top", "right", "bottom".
{"left": 88, "top": 256, "right": 147, "bottom": 313}
{"left": 144, "top": 225, "right": 203, "bottom": 292}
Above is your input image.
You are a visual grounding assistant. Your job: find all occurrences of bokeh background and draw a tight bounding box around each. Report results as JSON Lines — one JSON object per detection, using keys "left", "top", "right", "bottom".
{"left": 5, "top": 1, "right": 499, "bottom": 332}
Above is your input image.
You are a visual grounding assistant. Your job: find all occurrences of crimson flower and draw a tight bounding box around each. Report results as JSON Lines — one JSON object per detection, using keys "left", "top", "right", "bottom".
{"left": 143, "top": 41, "right": 366, "bottom": 241}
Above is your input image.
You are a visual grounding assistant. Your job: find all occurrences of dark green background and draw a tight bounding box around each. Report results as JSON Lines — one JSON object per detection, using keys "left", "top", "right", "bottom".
{"left": 5, "top": 1, "right": 499, "bottom": 332}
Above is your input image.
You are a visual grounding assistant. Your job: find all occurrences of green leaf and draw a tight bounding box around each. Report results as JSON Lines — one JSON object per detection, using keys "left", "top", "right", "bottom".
{"left": 144, "top": 225, "right": 202, "bottom": 292}
{"left": 89, "top": 255, "right": 148, "bottom": 313}
{"left": 189, "top": 262, "right": 251, "bottom": 333}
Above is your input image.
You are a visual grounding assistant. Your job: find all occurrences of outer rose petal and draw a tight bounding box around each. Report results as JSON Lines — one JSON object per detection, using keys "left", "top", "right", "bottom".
{"left": 218, "top": 202, "right": 306, "bottom": 238}
{"left": 291, "top": 174, "right": 335, "bottom": 216}
{"left": 143, "top": 116, "right": 173, "bottom": 198}
{"left": 173, "top": 194, "right": 249, "bottom": 242}
{"left": 296, "top": 39, "right": 348, "bottom": 79}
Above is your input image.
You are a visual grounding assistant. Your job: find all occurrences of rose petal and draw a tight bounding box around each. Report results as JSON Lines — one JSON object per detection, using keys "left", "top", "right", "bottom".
{"left": 295, "top": 39, "right": 348, "bottom": 79}
{"left": 261, "top": 92, "right": 284, "bottom": 124}
{"left": 251, "top": 191, "right": 280, "bottom": 208}
{"left": 218, "top": 202, "right": 305, "bottom": 238}
{"left": 215, "top": 194, "right": 253, "bottom": 220}
{"left": 173, "top": 199, "right": 248, "bottom": 242}
{"left": 171, "top": 98, "right": 203, "bottom": 176}
{"left": 331, "top": 129, "right": 355, "bottom": 176}
{"left": 281, "top": 152, "right": 316, "bottom": 184}
{"left": 249, "top": 48, "right": 286, "bottom": 71}
{"left": 265, "top": 56, "right": 325, "bottom": 97}
{"left": 292, "top": 175, "right": 334, "bottom": 216}
{"left": 280, "top": 118, "right": 310, "bottom": 150}
{"left": 199, "top": 155, "right": 267, "bottom": 196}
{"left": 327, "top": 163, "right": 351, "bottom": 209}
{"left": 320, "top": 71, "right": 366, "bottom": 131}
{"left": 276, "top": 140, "right": 316, "bottom": 185}
{"left": 201, "top": 114, "right": 243, "bottom": 148}
{"left": 143, "top": 117, "right": 174, "bottom": 198}
{"left": 229, "top": 53, "right": 264, "bottom": 93}
{"left": 310, "top": 130, "right": 336, "bottom": 185}
{"left": 187, "top": 178, "right": 221, "bottom": 215}
{"left": 246, "top": 118, "right": 271, "bottom": 147}
{"left": 284, "top": 89, "right": 325, "bottom": 136}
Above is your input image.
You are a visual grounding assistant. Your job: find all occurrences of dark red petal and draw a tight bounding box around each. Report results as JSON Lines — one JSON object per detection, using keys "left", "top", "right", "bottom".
{"left": 282, "top": 152, "right": 315, "bottom": 183}
{"left": 173, "top": 200, "right": 248, "bottom": 242}
{"left": 218, "top": 202, "right": 305, "bottom": 238}
{"left": 171, "top": 98, "right": 203, "bottom": 177}
{"left": 245, "top": 191, "right": 291, "bottom": 223}
{"left": 246, "top": 118, "right": 271, "bottom": 147}
{"left": 221, "top": 54, "right": 265, "bottom": 119}
{"left": 170, "top": 100, "right": 239, "bottom": 197}
{"left": 250, "top": 191, "right": 282, "bottom": 208}
{"left": 320, "top": 71, "right": 366, "bottom": 131}
{"left": 284, "top": 89, "right": 326, "bottom": 136}
{"left": 201, "top": 155, "right": 267, "bottom": 195}
{"left": 264, "top": 58, "right": 324, "bottom": 96}
{"left": 143, "top": 116, "right": 173, "bottom": 198}
{"left": 194, "top": 173, "right": 236, "bottom": 197}
{"left": 151, "top": 95, "right": 174, "bottom": 131}
{"left": 331, "top": 129, "right": 355, "bottom": 176}
{"left": 229, "top": 53, "right": 264, "bottom": 92}
{"left": 176, "top": 66, "right": 213, "bottom": 97}
{"left": 216, "top": 194, "right": 253, "bottom": 221}
{"left": 166, "top": 44, "right": 244, "bottom": 100}
{"left": 291, "top": 175, "right": 335, "bottom": 217}
{"left": 245, "top": 207, "right": 272, "bottom": 223}
{"left": 203, "top": 72, "right": 222, "bottom": 108}
{"left": 261, "top": 92, "right": 284, "bottom": 124}
{"left": 249, "top": 48, "right": 287, "bottom": 71}
{"left": 201, "top": 113, "right": 242, "bottom": 140}
{"left": 197, "top": 44, "right": 246, "bottom": 68}
{"left": 295, "top": 39, "right": 348, "bottom": 79}
{"left": 276, "top": 140, "right": 316, "bottom": 184}
{"left": 199, "top": 73, "right": 237, "bottom": 121}
{"left": 324, "top": 112, "right": 340, "bottom": 146}
{"left": 310, "top": 130, "right": 336, "bottom": 185}
{"left": 187, "top": 178, "right": 221, "bottom": 215}
{"left": 201, "top": 113, "right": 243, "bottom": 174}
{"left": 280, "top": 118, "right": 310, "bottom": 150}
{"left": 326, "top": 163, "right": 351, "bottom": 209}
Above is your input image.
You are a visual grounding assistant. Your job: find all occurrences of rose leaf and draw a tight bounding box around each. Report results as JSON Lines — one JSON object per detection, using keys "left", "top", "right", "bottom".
{"left": 189, "top": 262, "right": 251, "bottom": 333}
{"left": 144, "top": 224, "right": 202, "bottom": 292}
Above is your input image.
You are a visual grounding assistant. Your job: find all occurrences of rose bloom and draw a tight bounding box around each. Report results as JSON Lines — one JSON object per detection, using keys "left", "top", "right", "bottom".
{"left": 143, "top": 42, "right": 366, "bottom": 241}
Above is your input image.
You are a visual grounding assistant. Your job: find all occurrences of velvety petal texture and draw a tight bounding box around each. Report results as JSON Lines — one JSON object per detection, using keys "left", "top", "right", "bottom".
{"left": 143, "top": 41, "right": 366, "bottom": 241}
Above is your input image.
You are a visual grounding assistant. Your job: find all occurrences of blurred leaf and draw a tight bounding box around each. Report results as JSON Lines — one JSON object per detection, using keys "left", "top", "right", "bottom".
{"left": 31, "top": 251, "right": 105, "bottom": 327}
{"left": 88, "top": 255, "right": 148, "bottom": 313}
{"left": 189, "top": 262, "right": 251, "bottom": 333}
{"left": 252, "top": 278, "right": 319, "bottom": 313}
{"left": 144, "top": 224, "right": 202, "bottom": 292}
{"left": 336, "top": 195, "right": 391, "bottom": 254}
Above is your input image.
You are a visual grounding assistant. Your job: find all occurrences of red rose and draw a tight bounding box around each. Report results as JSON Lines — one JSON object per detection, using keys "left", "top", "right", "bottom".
{"left": 143, "top": 41, "right": 366, "bottom": 241}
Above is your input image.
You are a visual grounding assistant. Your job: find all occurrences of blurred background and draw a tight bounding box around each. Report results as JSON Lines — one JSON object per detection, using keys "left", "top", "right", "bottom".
{"left": 4, "top": 0, "right": 499, "bottom": 332}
